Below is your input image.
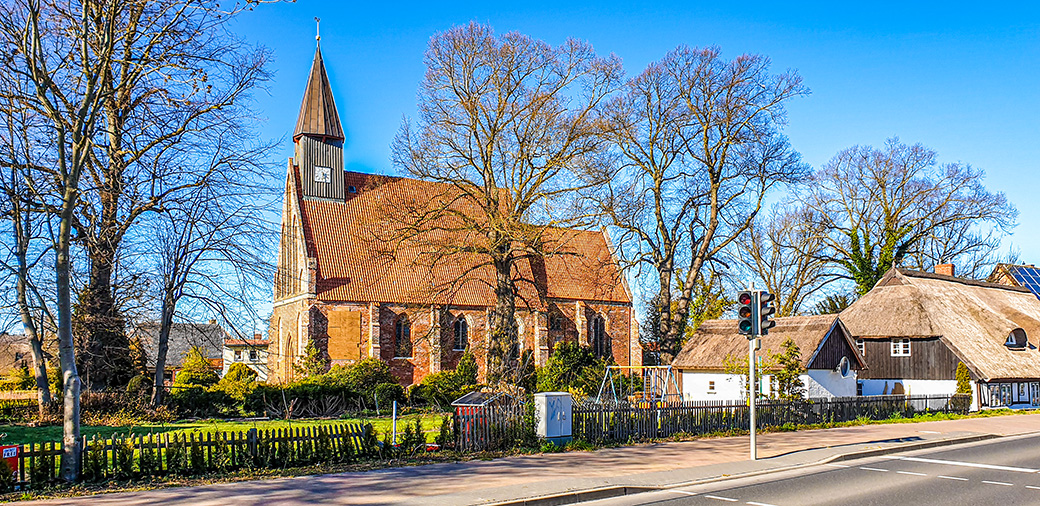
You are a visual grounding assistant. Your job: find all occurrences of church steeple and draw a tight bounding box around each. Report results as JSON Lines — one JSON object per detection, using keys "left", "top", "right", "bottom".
{"left": 293, "top": 44, "right": 344, "bottom": 143}
{"left": 293, "top": 29, "right": 346, "bottom": 202}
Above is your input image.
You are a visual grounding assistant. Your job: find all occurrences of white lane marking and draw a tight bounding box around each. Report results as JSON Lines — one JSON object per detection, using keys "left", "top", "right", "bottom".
{"left": 663, "top": 490, "right": 698, "bottom": 496}
{"left": 897, "top": 471, "right": 927, "bottom": 476}
{"left": 1027, "top": 485, "right": 1040, "bottom": 490}
{"left": 860, "top": 467, "right": 889, "bottom": 472}
{"left": 982, "top": 480, "right": 1014, "bottom": 486}
{"left": 919, "top": 430, "right": 941, "bottom": 434}
{"left": 747, "top": 502, "right": 779, "bottom": 506}
{"left": 893, "top": 456, "right": 1039, "bottom": 473}
{"left": 938, "top": 475, "right": 968, "bottom": 481}
{"left": 705, "top": 495, "right": 738, "bottom": 502}
{"left": 825, "top": 463, "right": 850, "bottom": 468}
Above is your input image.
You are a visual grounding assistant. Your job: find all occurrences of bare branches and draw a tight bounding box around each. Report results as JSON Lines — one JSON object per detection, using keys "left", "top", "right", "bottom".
{"left": 802, "top": 138, "right": 1017, "bottom": 293}
{"left": 596, "top": 46, "right": 808, "bottom": 362}
{"left": 391, "top": 22, "right": 622, "bottom": 381}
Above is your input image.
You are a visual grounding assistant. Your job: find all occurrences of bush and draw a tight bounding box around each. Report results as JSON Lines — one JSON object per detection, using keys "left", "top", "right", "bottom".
{"left": 535, "top": 343, "right": 604, "bottom": 397}
{"left": 126, "top": 374, "right": 152, "bottom": 396}
{"left": 168, "top": 386, "right": 235, "bottom": 418}
{"left": 373, "top": 382, "right": 405, "bottom": 407}
{"left": 213, "top": 363, "right": 258, "bottom": 404}
{"left": 411, "top": 370, "right": 477, "bottom": 408}
{"left": 173, "top": 346, "right": 219, "bottom": 388}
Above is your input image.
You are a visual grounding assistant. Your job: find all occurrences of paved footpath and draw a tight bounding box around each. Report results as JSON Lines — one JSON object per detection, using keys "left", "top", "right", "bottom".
{"left": 24, "top": 414, "right": 1040, "bottom": 506}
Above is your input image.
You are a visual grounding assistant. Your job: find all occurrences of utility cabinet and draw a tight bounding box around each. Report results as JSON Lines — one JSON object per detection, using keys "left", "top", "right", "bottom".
{"left": 534, "top": 392, "right": 572, "bottom": 444}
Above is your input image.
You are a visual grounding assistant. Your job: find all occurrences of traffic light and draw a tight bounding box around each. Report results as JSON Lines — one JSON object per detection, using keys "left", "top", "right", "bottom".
{"left": 758, "top": 291, "right": 776, "bottom": 335}
{"left": 737, "top": 291, "right": 754, "bottom": 336}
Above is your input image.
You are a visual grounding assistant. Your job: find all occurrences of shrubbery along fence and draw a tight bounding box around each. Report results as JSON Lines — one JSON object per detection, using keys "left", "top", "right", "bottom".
{"left": 573, "top": 394, "right": 970, "bottom": 443}
{"left": 14, "top": 422, "right": 375, "bottom": 489}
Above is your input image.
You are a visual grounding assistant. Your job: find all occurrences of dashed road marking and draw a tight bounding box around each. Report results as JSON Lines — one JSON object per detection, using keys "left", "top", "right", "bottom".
{"left": 982, "top": 480, "right": 1014, "bottom": 486}
{"left": 938, "top": 475, "right": 968, "bottom": 481}
{"left": 893, "top": 456, "right": 1039, "bottom": 473}
{"left": 824, "top": 463, "right": 850, "bottom": 468}
{"left": 747, "top": 502, "right": 779, "bottom": 506}
{"left": 664, "top": 490, "right": 698, "bottom": 496}
{"left": 705, "top": 495, "right": 738, "bottom": 502}
{"left": 919, "top": 430, "right": 941, "bottom": 434}
{"left": 1026, "top": 486, "right": 1040, "bottom": 490}
{"left": 897, "top": 471, "right": 927, "bottom": 476}
{"left": 860, "top": 467, "right": 889, "bottom": 472}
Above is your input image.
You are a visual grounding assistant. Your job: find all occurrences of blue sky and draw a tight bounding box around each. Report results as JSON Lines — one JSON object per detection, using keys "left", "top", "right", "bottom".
{"left": 232, "top": 1, "right": 1040, "bottom": 257}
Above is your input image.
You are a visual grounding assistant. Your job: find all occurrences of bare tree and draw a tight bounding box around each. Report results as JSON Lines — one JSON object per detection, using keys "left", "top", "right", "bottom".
{"left": 598, "top": 46, "right": 808, "bottom": 363}
{"left": 0, "top": 94, "right": 57, "bottom": 415}
{"left": 65, "top": 0, "right": 273, "bottom": 390}
{"left": 803, "top": 138, "right": 1017, "bottom": 294}
{"left": 391, "top": 23, "right": 622, "bottom": 382}
{"left": 143, "top": 140, "right": 276, "bottom": 406}
{"left": 736, "top": 204, "right": 838, "bottom": 316}
{"left": 0, "top": 0, "right": 117, "bottom": 481}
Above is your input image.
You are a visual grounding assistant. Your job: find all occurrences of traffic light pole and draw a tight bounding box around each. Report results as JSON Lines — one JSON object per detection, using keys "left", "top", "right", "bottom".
{"left": 749, "top": 334, "right": 757, "bottom": 461}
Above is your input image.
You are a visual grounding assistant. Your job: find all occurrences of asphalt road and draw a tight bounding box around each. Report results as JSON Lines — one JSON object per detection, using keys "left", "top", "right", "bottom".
{"left": 588, "top": 433, "right": 1040, "bottom": 506}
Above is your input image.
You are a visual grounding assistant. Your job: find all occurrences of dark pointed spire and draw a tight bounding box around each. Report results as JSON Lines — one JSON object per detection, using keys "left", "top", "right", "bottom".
{"left": 293, "top": 43, "right": 344, "bottom": 142}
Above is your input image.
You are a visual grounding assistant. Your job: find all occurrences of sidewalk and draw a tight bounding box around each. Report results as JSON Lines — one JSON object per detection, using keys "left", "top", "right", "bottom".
{"left": 24, "top": 413, "right": 1040, "bottom": 505}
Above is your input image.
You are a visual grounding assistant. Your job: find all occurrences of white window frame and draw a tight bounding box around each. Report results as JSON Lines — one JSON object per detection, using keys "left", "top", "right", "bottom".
{"left": 855, "top": 339, "right": 865, "bottom": 356}
{"left": 707, "top": 380, "right": 716, "bottom": 393}
{"left": 890, "top": 338, "right": 911, "bottom": 357}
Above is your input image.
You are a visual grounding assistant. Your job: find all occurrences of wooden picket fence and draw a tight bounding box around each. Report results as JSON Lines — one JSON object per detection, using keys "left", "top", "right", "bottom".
{"left": 454, "top": 402, "right": 530, "bottom": 452}
{"left": 15, "top": 422, "right": 373, "bottom": 488}
{"left": 573, "top": 394, "right": 970, "bottom": 443}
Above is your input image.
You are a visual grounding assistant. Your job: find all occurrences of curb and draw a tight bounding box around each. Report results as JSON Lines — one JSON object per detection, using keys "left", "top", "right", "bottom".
{"left": 485, "top": 433, "right": 1003, "bottom": 506}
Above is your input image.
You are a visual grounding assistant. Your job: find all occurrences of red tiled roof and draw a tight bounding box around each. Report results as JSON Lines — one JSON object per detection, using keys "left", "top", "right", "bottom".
{"left": 296, "top": 171, "right": 630, "bottom": 307}
{"left": 224, "top": 339, "right": 270, "bottom": 348}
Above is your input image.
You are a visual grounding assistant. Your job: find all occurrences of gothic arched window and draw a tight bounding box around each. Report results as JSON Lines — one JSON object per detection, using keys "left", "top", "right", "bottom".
{"left": 454, "top": 316, "right": 469, "bottom": 350}
{"left": 591, "top": 315, "right": 608, "bottom": 358}
{"left": 394, "top": 315, "right": 412, "bottom": 358}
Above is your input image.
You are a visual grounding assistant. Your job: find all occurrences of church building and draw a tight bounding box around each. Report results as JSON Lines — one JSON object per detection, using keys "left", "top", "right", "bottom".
{"left": 268, "top": 43, "right": 640, "bottom": 386}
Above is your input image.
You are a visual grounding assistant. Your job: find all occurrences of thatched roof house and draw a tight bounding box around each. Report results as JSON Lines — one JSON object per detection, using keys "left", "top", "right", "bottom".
{"left": 673, "top": 315, "right": 864, "bottom": 400}
{"left": 840, "top": 268, "right": 1040, "bottom": 407}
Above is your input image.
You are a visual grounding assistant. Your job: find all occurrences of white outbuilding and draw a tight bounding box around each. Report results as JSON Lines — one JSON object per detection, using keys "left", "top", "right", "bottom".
{"left": 672, "top": 315, "right": 865, "bottom": 402}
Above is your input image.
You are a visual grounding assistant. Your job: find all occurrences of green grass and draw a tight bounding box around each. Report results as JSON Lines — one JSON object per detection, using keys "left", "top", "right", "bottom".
{"left": 0, "top": 412, "right": 449, "bottom": 445}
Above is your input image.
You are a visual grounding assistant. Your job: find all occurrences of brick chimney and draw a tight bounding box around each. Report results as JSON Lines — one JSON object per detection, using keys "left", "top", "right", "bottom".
{"left": 934, "top": 263, "right": 955, "bottom": 277}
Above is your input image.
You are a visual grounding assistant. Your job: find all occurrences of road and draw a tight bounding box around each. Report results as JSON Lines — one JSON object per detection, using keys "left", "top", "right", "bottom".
{"left": 588, "top": 432, "right": 1040, "bottom": 506}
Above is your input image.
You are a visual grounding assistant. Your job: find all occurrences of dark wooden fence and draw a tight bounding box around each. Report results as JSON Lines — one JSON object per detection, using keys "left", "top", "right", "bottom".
{"left": 573, "top": 394, "right": 970, "bottom": 443}
{"left": 454, "top": 403, "right": 530, "bottom": 452}
{"left": 15, "top": 422, "right": 373, "bottom": 489}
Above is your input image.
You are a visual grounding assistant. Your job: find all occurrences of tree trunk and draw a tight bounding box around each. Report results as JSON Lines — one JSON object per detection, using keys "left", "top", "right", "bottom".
{"left": 11, "top": 199, "right": 52, "bottom": 416}
{"left": 150, "top": 294, "right": 175, "bottom": 407}
{"left": 486, "top": 254, "right": 518, "bottom": 384}
{"left": 73, "top": 240, "right": 133, "bottom": 391}
{"left": 57, "top": 189, "right": 82, "bottom": 483}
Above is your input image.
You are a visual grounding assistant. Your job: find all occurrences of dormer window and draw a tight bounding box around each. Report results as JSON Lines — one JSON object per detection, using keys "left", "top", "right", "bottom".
{"left": 1005, "top": 328, "right": 1028, "bottom": 349}
{"left": 347, "top": 185, "right": 357, "bottom": 193}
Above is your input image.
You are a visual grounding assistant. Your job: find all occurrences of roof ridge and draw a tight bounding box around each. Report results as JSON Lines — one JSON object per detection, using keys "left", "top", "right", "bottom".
{"left": 897, "top": 268, "right": 1032, "bottom": 293}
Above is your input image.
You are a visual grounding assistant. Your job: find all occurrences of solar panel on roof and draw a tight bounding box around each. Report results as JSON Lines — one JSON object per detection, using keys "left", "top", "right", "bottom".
{"left": 1010, "top": 265, "right": 1040, "bottom": 299}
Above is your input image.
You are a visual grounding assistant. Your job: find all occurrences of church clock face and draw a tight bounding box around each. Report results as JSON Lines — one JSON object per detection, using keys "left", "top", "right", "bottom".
{"left": 314, "top": 166, "right": 331, "bottom": 183}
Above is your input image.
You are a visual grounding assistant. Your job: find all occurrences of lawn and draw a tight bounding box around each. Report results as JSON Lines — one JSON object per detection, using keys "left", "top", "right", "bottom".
{"left": 0, "top": 412, "right": 450, "bottom": 445}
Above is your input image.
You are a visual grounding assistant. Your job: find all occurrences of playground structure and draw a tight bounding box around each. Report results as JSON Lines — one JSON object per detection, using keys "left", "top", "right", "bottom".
{"left": 594, "top": 365, "right": 682, "bottom": 405}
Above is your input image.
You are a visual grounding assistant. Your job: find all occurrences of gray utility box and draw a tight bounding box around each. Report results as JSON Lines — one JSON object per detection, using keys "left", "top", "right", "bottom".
{"left": 534, "top": 392, "right": 572, "bottom": 444}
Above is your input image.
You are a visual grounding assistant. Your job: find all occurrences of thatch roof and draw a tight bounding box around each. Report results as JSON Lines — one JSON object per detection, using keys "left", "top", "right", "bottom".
{"left": 672, "top": 315, "right": 863, "bottom": 371}
{"left": 840, "top": 268, "right": 1040, "bottom": 381}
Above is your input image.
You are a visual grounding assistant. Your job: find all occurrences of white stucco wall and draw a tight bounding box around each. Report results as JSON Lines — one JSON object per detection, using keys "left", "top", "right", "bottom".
{"left": 681, "top": 371, "right": 745, "bottom": 401}
{"left": 859, "top": 379, "right": 956, "bottom": 396}
{"left": 222, "top": 346, "right": 269, "bottom": 382}
{"left": 805, "top": 369, "right": 857, "bottom": 398}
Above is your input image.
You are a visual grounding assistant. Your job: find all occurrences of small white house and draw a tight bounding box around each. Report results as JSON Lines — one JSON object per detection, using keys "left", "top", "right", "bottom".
{"left": 223, "top": 336, "right": 269, "bottom": 382}
{"left": 672, "top": 315, "right": 865, "bottom": 402}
